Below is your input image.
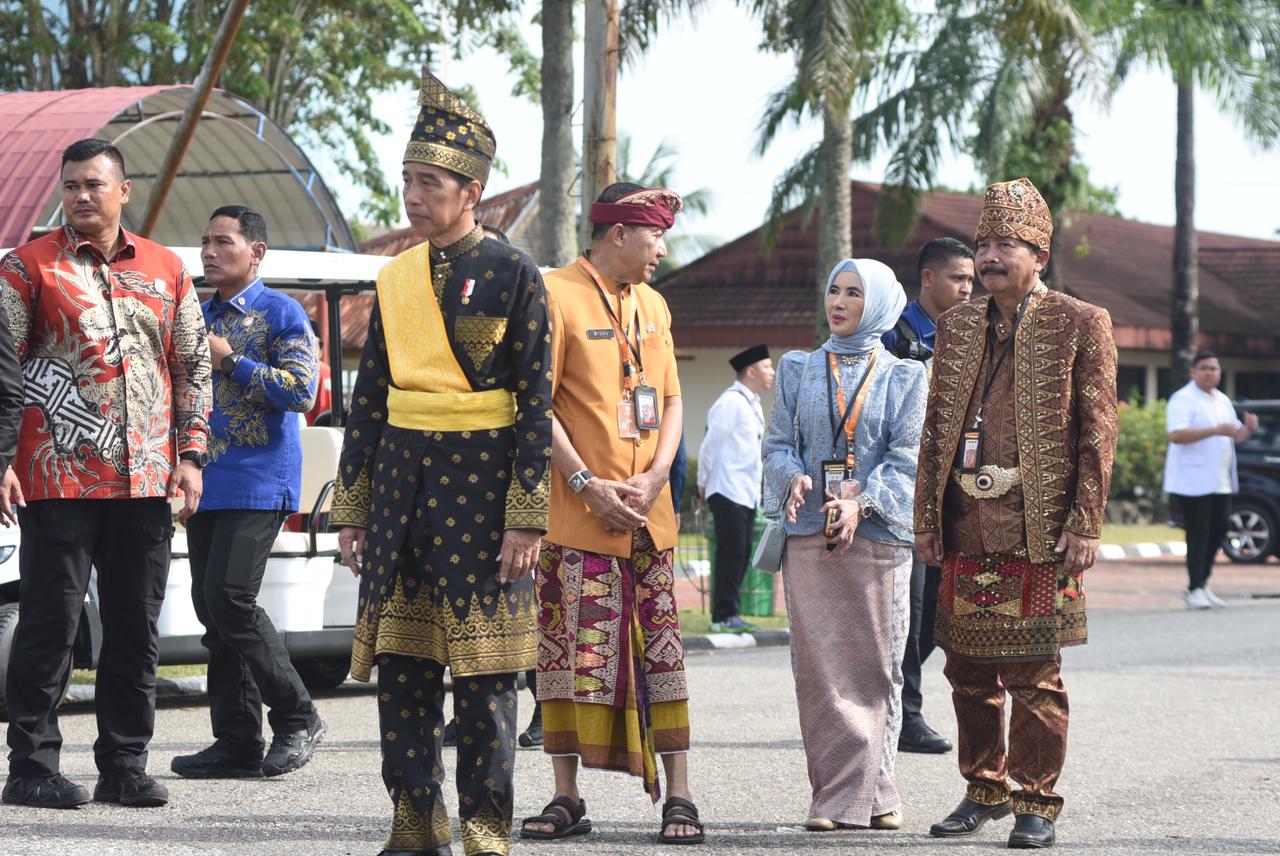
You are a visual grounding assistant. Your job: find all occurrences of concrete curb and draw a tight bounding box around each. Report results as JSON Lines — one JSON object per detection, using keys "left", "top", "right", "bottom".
{"left": 64, "top": 675, "right": 208, "bottom": 706}
{"left": 1098, "top": 540, "right": 1186, "bottom": 560}
{"left": 684, "top": 628, "right": 791, "bottom": 652}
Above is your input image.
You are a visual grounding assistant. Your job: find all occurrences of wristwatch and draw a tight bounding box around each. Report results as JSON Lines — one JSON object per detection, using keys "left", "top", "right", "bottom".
{"left": 220, "top": 353, "right": 241, "bottom": 376}
{"left": 567, "top": 469, "right": 594, "bottom": 494}
{"left": 179, "top": 450, "right": 209, "bottom": 469}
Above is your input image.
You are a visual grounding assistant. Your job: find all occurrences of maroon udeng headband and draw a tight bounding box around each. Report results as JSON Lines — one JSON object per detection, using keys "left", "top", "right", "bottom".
{"left": 588, "top": 188, "right": 684, "bottom": 229}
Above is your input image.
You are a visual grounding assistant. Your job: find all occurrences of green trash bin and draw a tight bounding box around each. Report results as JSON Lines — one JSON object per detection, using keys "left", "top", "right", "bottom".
{"left": 704, "top": 513, "right": 776, "bottom": 618}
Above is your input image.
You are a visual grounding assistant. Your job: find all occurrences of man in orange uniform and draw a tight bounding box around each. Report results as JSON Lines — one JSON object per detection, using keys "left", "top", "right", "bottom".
{"left": 522, "top": 183, "right": 704, "bottom": 845}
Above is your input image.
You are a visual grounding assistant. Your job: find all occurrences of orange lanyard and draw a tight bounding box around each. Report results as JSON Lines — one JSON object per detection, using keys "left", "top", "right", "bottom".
{"left": 577, "top": 255, "right": 643, "bottom": 393}
{"left": 828, "top": 351, "right": 879, "bottom": 471}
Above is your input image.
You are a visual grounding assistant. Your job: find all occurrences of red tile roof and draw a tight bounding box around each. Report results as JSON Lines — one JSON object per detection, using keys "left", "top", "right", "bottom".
{"left": 657, "top": 181, "right": 1280, "bottom": 356}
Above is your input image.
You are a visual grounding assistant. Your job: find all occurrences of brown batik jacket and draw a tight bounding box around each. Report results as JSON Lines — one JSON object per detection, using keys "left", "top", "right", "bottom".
{"left": 914, "top": 281, "right": 1119, "bottom": 564}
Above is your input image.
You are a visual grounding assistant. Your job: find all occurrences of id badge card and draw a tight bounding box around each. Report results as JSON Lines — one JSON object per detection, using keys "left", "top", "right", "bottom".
{"left": 616, "top": 399, "right": 640, "bottom": 439}
{"left": 821, "top": 459, "right": 847, "bottom": 499}
{"left": 960, "top": 431, "right": 983, "bottom": 473}
{"left": 634, "top": 384, "right": 660, "bottom": 431}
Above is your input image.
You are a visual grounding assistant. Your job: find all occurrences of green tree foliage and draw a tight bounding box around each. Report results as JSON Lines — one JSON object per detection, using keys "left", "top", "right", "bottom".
{"left": 838, "top": 0, "right": 1117, "bottom": 255}
{"left": 1111, "top": 397, "right": 1169, "bottom": 514}
{"left": 0, "top": 0, "right": 534, "bottom": 224}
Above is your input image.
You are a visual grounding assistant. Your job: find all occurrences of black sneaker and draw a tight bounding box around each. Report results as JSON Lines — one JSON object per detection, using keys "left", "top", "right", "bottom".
{"left": 261, "top": 718, "right": 325, "bottom": 777}
{"left": 2, "top": 773, "right": 91, "bottom": 809}
{"left": 518, "top": 704, "right": 543, "bottom": 748}
{"left": 93, "top": 768, "right": 169, "bottom": 807}
{"left": 171, "top": 743, "right": 264, "bottom": 779}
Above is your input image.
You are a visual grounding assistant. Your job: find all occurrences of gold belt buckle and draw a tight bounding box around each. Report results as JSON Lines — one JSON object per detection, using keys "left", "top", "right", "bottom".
{"left": 953, "top": 466, "right": 1020, "bottom": 499}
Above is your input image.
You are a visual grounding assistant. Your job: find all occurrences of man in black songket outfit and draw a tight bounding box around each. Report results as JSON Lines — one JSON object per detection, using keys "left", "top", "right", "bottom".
{"left": 331, "top": 68, "right": 551, "bottom": 856}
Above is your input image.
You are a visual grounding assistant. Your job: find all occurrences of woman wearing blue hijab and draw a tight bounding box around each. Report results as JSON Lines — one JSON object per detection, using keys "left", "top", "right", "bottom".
{"left": 762, "top": 258, "right": 928, "bottom": 831}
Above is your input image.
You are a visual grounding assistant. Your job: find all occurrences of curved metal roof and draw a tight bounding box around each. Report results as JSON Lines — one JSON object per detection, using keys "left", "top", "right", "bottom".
{"left": 0, "top": 85, "right": 355, "bottom": 251}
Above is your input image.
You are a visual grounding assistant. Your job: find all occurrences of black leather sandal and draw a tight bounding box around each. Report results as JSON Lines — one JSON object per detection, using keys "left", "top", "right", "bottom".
{"left": 519, "top": 796, "right": 592, "bottom": 840}
{"left": 659, "top": 796, "right": 706, "bottom": 845}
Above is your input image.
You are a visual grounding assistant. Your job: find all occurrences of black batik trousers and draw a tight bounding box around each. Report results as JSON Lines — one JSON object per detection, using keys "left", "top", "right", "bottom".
{"left": 378, "top": 654, "right": 519, "bottom": 855}
{"left": 902, "top": 552, "right": 943, "bottom": 725}
{"left": 185, "top": 509, "right": 316, "bottom": 756}
{"left": 708, "top": 493, "right": 757, "bottom": 622}
{"left": 7, "top": 498, "right": 172, "bottom": 777}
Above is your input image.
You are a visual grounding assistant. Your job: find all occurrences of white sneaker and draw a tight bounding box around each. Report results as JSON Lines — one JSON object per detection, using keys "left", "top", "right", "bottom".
{"left": 1202, "top": 587, "right": 1226, "bottom": 608}
{"left": 1185, "top": 588, "right": 1212, "bottom": 610}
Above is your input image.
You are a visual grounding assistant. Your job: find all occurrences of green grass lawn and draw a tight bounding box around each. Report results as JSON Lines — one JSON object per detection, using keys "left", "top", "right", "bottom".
{"left": 678, "top": 607, "right": 789, "bottom": 636}
{"left": 70, "top": 664, "right": 207, "bottom": 686}
{"left": 1101, "top": 522, "right": 1184, "bottom": 545}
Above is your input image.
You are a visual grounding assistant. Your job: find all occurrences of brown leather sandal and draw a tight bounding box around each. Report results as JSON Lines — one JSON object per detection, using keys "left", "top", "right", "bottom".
{"left": 519, "top": 796, "right": 592, "bottom": 840}
{"left": 659, "top": 796, "right": 706, "bottom": 845}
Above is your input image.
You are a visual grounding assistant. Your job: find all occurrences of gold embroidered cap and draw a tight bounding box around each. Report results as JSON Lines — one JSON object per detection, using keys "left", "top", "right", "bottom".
{"left": 404, "top": 67, "right": 496, "bottom": 186}
{"left": 975, "top": 177, "right": 1053, "bottom": 251}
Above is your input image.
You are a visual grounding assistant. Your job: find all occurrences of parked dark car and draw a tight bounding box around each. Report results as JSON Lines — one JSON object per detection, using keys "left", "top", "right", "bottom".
{"left": 1225, "top": 399, "right": 1280, "bottom": 563}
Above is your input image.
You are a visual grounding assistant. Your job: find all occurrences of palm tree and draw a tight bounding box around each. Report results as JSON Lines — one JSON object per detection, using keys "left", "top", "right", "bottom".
{"left": 536, "top": 0, "right": 707, "bottom": 267}
{"left": 1114, "top": 0, "right": 1280, "bottom": 384}
{"left": 538, "top": 0, "right": 578, "bottom": 267}
{"left": 838, "top": 1, "right": 1101, "bottom": 256}
{"left": 752, "top": 0, "right": 912, "bottom": 342}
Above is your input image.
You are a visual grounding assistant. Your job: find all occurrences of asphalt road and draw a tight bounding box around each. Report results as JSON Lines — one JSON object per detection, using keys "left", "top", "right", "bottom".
{"left": 3, "top": 597, "right": 1278, "bottom": 855}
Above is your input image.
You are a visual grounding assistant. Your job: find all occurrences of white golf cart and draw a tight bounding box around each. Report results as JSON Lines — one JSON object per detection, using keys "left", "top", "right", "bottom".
{"left": 0, "top": 248, "right": 390, "bottom": 718}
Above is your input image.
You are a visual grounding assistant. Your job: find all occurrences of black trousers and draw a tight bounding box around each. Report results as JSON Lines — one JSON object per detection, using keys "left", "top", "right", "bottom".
{"left": 902, "top": 552, "right": 942, "bottom": 726}
{"left": 185, "top": 509, "right": 315, "bottom": 755}
{"left": 378, "top": 655, "right": 518, "bottom": 855}
{"left": 1173, "top": 493, "right": 1232, "bottom": 590}
{"left": 709, "top": 493, "right": 756, "bottom": 622}
{"left": 6, "top": 498, "right": 172, "bottom": 777}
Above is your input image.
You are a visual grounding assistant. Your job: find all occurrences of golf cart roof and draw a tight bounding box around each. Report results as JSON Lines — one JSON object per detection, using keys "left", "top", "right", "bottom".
{"left": 169, "top": 247, "right": 391, "bottom": 288}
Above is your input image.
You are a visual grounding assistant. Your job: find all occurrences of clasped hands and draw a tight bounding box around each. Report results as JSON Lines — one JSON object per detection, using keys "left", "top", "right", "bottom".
{"left": 581, "top": 470, "right": 666, "bottom": 536}
{"left": 784, "top": 474, "right": 862, "bottom": 554}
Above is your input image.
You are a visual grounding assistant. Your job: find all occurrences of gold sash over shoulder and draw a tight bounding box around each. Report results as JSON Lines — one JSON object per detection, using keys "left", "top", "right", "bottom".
{"left": 377, "top": 243, "right": 514, "bottom": 431}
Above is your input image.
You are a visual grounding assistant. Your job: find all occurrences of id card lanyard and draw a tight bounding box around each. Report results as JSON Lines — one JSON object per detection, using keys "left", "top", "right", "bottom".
{"left": 577, "top": 256, "right": 659, "bottom": 440}
{"left": 961, "top": 293, "right": 1032, "bottom": 472}
{"left": 825, "top": 350, "right": 879, "bottom": 476}
{"left": 578, "top": 256, "right": 644, "bottom": 390}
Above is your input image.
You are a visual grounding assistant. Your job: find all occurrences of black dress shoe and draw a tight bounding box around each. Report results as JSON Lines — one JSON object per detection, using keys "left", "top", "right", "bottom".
{"left": 2, "top": 773, "right": 90, "bottom": 809}
{"left": 171, "top": 743, "right": 263, "bottom": 779}
{"left": 898, "top": 721, "right": 953, "bottom": 753}
{"left": 929, "top": 797, "right": 1012, "bottom": 837}
{"left": 1008, "top": 814, "right": 1055, "bottom": 849}
{"left": 518, "top": 704, "right": 543, "bottom": 748}
{"left": 93, "top": 769, "right": 169, "bottom": 807}
{"left": 262, "top": 717, "right": 326, "bottom": 777}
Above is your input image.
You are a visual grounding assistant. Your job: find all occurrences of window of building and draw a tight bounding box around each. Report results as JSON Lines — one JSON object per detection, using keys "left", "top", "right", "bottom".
{"left": 1116, "top": 365, "right": 1146, "bottom": 402}
{"left": 1234, "top": 371, "right": 1280, "bottom": 402}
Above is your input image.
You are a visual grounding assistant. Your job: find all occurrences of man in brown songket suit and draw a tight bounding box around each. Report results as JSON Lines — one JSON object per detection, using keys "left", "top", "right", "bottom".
{"left": 914, "top": 177, "right": 1118, "bottom": 849}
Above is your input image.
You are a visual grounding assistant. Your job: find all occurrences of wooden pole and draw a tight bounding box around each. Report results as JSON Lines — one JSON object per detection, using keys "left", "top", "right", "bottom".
{"left": 579, "top": 0, "right": 620, "bottom": 248}
{"left": 138, "top": 0, "right": 251, "bottom": 238}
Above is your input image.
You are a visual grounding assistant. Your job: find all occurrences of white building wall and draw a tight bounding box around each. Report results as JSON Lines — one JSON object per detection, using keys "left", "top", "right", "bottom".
{"left": 672, "top": 347, "right": 780, "bottom": 460}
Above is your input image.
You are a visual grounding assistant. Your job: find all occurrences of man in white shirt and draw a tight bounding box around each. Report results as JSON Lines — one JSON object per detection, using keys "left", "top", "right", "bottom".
{"left": 698, "top": 344, "right": 773, "bottom": 632}
{"left": 1165, "top": 351, "right": 1258, "bottom": 609}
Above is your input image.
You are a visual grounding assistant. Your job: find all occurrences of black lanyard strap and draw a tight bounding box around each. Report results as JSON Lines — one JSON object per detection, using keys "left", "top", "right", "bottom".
{"left": 593, "top": 282, "right": 644, "bottom": 376}
{"left": 973, "top": 292, "right": 1031, "bottom": 428}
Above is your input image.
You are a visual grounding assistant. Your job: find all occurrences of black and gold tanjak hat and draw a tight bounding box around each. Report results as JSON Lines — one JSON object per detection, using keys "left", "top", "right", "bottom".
{"left": 404, "top": 67, "right": 496, "bottom": 186}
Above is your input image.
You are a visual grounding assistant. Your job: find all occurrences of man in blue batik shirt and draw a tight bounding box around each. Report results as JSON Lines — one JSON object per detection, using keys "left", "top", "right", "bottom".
{"left": 171, "top": 205, "right": 324, "bottom": 780}
{"left": 882, "top": 237, "right": 974, "bottom": 755}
